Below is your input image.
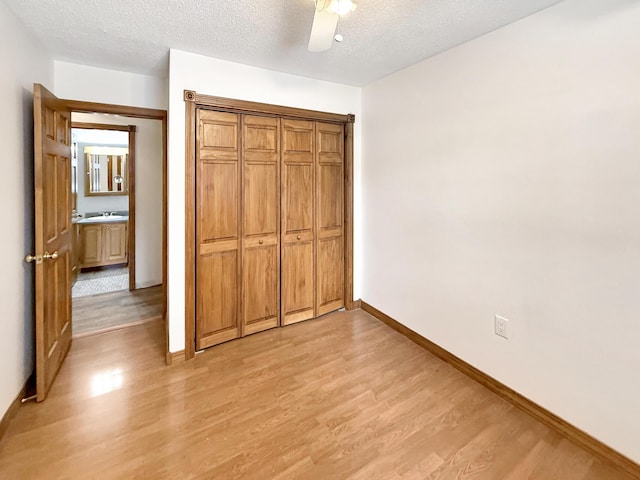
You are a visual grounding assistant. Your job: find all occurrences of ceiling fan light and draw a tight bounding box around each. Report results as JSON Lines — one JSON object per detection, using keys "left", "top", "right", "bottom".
{"left": 314, "top": 0, "right": 332, "bottom": 12}
{"left": 328, "top": 0, "right": 356, "bottom": 16}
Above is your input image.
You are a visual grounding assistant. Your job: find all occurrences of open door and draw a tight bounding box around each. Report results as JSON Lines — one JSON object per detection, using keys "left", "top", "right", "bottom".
{"left": 28, "top": 84, "right": 73, "bottom": 401}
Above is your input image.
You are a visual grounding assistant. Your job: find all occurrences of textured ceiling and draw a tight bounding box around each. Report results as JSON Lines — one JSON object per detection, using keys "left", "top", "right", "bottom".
{"left": 3, "top": 0, "right": 564, "bottom": 86}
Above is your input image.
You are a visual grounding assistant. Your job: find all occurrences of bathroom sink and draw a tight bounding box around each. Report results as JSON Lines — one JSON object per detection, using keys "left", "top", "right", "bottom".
{"left": 77, "top": 215, "right": 128, "bottom": 224}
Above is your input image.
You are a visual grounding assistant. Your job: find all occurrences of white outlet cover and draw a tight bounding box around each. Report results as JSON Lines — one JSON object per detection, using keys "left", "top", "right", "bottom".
{"left": 495, "top": 315, "right": 509, "bottom": 339}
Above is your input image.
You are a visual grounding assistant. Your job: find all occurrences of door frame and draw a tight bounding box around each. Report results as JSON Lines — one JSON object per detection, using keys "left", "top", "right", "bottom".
{"left": 63, "top": 99, "right": 169, "bottom": 359}
{"left": 71, "top": 121, "right": 137, "bottom": 289}
{"left": 183, "top": 90, "right": 356, "bottom": 361}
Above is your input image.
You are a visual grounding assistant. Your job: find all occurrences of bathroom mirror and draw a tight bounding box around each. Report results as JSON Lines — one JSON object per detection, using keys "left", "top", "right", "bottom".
{"left": 84, "top": 146, "right": 129, "bottom": 196}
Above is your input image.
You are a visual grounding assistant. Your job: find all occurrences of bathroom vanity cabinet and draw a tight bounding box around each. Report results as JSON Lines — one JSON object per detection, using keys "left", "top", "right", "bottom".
{"left": 79, "top": 221, "right": 128, "bottom": 269}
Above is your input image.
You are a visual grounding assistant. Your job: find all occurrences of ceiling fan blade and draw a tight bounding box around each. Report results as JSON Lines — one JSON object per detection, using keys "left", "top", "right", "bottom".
{"left": 308, "top": 7, "right": 338, "bottom": 52}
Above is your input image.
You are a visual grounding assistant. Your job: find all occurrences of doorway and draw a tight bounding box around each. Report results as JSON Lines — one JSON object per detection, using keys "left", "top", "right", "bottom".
{"left": 67, "top": 111, "right": 165, "bottom": 338}
{"left": 64, "top": 106, "right": 167, "bottom": 340}
{"left": 71, "top": 121, "right": 133, "bottom": 302}
{"left": 31, "top": 85, "right": 168, "bottom": 402}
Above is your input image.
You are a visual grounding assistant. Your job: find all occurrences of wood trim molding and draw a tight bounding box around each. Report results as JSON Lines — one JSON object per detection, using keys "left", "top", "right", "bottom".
{"left": 64, "top": 100, "right": 167, "bottom": 120}
{"left": 184, "top": 90, "right": 196, "bottom": 102}
{"left": 165, "top": 350, "right": 186, "bottom": 366}
{"left": 162, "top": 115, "right": 168, "bottom": 345}
{"left": 344, "top": 121, "right": 355, "bottom": 309}
{"left": 0, "top": 379, "right": 29, "bottom": 443}
{"left": 189, "top": 91, "right": 350, "bottom": 123}
{"left": 127, "top": 126, "right": 137, "bottom": 290}
{"left": 184, "top": 96, "right": 197, "bottom": 361}
{"left": 348, "top": 299, "right": 361, "bottom": 310}
{"left": 360, "top": 301, "right": 640, "bottom": 480}
{"left": 71, "top": 122, "right": 132, "bottom": 131}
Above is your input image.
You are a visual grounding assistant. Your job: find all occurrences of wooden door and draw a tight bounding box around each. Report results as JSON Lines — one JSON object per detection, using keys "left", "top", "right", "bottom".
{"left": 316, "top": 122, "right": 345, "bottom": 315}
{"left": 242, "top": 115, "right": 280, "bottom": 335}
{"left": 281, "top": 119, "right": 316, "bottom": 325}
{"left": 32, "top": 84, "right": 72, "bottom": 401}
{"left": 103, "top": 223, "right": 128, "bottom": 264}
{"left": 195, "top": 110, "right": 241, "bottom": 349}
{"left": 80, "top": 224, "right": 102, "bottom": 266}
{"left": 71, "top": 224, "right": 80, "bottom": 284}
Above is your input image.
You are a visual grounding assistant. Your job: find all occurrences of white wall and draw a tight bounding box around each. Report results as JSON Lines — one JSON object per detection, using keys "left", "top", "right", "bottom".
{"left": 168, "top": 49, "right": 362, "bottom": 352}
{"left": 73, "top": 113, "right": 163, "bottom": 288}
{"left": 53, "top": 63, "right": 167, "bottom": 288}
{"left": 130, "top": 117, "right": 164, "bottom": 288}
{"left": 362, "top": 0, "right": 640, "bottom": 463}
{"left": 54, "top": 61, "right": 168, "bottom": 110}
{"left": 0, "top": 2, "right": 52, "bottom": 419}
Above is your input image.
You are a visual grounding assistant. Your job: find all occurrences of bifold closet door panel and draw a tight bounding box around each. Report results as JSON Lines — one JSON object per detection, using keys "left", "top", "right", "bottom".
{"left": 281, "top": 119, "right": 316, "bottom": 325}
{"left": 242, "top": 115, "right": 280, "bottom": 335}
{"left": 316, "top": 122, "right": 345, "bottom": 316}
{"left": 196, "top": 110, "right": 241, "bottom": 349}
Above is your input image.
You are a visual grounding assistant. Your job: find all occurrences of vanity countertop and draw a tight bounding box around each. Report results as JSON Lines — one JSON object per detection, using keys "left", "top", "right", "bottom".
{"left": 77, "top": 215, "right": 129, "bottom": 225}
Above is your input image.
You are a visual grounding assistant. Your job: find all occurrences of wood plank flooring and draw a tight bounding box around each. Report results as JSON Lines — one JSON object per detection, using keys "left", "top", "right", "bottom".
{"left": 0, "top": 309, "right": 633, "bottom": 479}
{"left": 72, "top": 285, "right": 163, "bottom": 336}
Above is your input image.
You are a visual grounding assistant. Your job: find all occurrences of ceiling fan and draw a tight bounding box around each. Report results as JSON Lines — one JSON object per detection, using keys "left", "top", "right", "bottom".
{"left": 308, "top": 0, "right": 357, "bottom": 52}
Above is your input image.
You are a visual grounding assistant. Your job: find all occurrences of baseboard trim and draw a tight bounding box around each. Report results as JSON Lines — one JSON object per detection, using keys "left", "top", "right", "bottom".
{"left": 166, "top": 349, "right": 185, "bottom": 366}
{"left": 134, "top": 281, "right": 162, "bottom": 290}
{"left": 360, "top": 301, "right": 640, "bottom": 480}
{"left": 0, "top": 377, "right": 29, "bottom": 443}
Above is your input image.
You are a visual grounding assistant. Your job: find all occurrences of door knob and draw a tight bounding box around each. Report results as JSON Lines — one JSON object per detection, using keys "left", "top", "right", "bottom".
{"left": 25, "top": 254, "right": 43, "bottom": 264}
{"left": 43, "top": 251, "right": 59, "bottom": 260}
{"left": 259, "top": 240, "right": 264, "bottom": 245}
{"left": 296, "top": 235, "right": 301, "bottom": 240}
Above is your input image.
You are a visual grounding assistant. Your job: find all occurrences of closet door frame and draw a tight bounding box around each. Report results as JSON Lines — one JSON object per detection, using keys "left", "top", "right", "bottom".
{"left": 184, "top": 90, "right": 355, "bottom": 361}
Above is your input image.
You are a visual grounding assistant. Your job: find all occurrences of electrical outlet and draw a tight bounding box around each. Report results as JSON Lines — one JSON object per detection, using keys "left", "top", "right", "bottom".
{"left": 495, "top": 315, "right": 509, "bottom": 339}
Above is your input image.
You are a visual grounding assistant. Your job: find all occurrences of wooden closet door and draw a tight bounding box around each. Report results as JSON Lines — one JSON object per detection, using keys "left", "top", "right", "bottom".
{"left": 316, "top": 122, "right": 345, "bottom": 316}
{"left": 195, "top": 110, "right": 241, "bottom": 349}
{"left": 281, "top": 119, "right": 316, "bottom": 325}
{"left": 242, "top": 115, "right": 280, "bottom": 335}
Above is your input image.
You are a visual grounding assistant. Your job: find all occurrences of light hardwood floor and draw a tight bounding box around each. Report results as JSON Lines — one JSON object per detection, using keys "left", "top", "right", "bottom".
{"left": 0, "top": 309, "right": 633, "bottom": 479}
{"left": 72, "top": 285, "right": 163, "bottom": 336}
